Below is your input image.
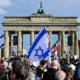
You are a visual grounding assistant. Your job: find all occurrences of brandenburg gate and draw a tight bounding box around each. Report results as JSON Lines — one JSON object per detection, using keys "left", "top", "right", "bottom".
{"left": 2, "top": 2, "right": 79, "bottom": 58}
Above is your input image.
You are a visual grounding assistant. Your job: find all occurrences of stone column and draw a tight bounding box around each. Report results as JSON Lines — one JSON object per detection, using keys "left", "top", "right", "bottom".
{"left": 70, "top": 32, "right": 74, "bottom": 56}
{"left": 18, "top": 31, "right": 22, "bottom": 56}
{"left": 4, "top": 31, "right": 9, "bottom": 58}
{"left": 58, "top": 32, "right": 61, "bottom": 58}
{"left": 61, "top": 31, "right": 65, "bottom": 57}
{"left": 30, "top": 31, "right": 34, "bottom": 45}
{"left": 48, "top": 31, "right": 52, "bottom": 48}
{"left": 74, "top": 31, "right": 79, "bottom": 56}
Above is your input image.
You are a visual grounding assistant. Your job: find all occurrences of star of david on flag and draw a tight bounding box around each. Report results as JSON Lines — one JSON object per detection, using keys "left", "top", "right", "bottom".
{"left": 27, "top": 27, "right": 50, "bottom": 61}
{"left": 35, "top": 46, "right": 43, "bottom": 59}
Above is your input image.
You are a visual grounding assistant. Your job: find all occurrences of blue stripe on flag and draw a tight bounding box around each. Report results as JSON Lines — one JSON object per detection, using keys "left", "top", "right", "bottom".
{"left": 0, "top": 44, "right": 4, "bottom": 49}
{"left": 0, "top": 34, "right": 4, "bottom": 39}
{"left": 27, "top": 28, "right": 46, "bottom": 58}
{"left": 43, "top": 49, "right": 50, "bottom": 60}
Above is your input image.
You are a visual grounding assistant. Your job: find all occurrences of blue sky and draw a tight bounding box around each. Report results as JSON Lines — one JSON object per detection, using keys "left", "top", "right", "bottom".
{"left": 0, "top": 0, "right": 80, "bottom": 50}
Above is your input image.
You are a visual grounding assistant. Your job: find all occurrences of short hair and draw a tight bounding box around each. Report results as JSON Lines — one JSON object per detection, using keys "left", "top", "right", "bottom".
{"left": 50, "top": 60, "right": 59, "bottom": 68}
{"left": 40, "top": 60, "right": 47, "bottom": 66}
{"left": 55, "top": 70, "right": 66, "bottom": 80}
{"left": 12, "top": 60, "right": 29, "bottom": 79}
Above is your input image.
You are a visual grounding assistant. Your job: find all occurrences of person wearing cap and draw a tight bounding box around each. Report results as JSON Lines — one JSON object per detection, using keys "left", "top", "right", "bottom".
{"left": 65, "top": 64, "right": 75, "bottom": 80}
{"left": 2, "top": 57, "right": 12, "bottom": 80}
{"left": 2, "top": 57, "right": 8, "bottom": 69}
{"left": 68, "top": 64, "right": 75, "bottom": 71}
{"left": 0, "top": 58, "right": 7, "bottom": 79}
{"left": 1, "top": 57, "right": 5, "bottom": 61}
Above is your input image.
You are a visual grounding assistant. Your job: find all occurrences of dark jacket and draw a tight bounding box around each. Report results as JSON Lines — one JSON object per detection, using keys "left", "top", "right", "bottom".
{"left": 43, "top": 68, "right": 57, "bottom": 80}
{"left": 36, "top": 66, "right": 44, "bottom": 80}
{"left": 74, "top": 62, "right": 80, "bottom": 80}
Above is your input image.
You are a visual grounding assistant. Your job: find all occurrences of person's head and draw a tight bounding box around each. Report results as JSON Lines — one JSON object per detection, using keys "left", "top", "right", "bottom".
{"left": 0, "top": 57, "right": 5, "bottom": 63}
{"left": 12, "top": 60, "right": 29, "bottom": 80}
{"left": 0, "top": 63, "right": 5, "bottom": 76}
{"left": 50, "top": 60, "right": 60, "bottom": 70}
{"left": 40, "top": 60, "right": 47, "bottom": 68}
{"left": 64, "top": 64, "right": 75, "bottom": 80}
{"left": 68, "top": 64, "right": 75, "bottom": 71}
{"left": 14, "top": 56, "right": 21, "bottom": 61}
{"left": 25, "top": 59, "right": 32, "bottom": 66}
{"left": 9, "top": 58, "right": 14, "bottom": 62}
{"left": 1, "top": 57, "right": 5, "bottom": 61}
{"left": 55, "top": 70, "right": 66, "bottom": 80}
{"left": 65, "top": 58, "right": 70, "bottom": 64}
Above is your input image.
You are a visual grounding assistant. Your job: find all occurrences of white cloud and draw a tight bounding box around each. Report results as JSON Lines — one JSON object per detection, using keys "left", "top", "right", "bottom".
{"left": 0, "top": 8, "right": 7, "bottom": 15}
{"left": 0, "top": 0, "right": 12, "bottom": 7}
{"left": 0, "top": 0, "right": 12, "bottom": 15}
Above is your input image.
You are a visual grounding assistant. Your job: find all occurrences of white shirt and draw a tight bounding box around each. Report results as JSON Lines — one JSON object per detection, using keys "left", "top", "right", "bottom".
{"left": 8, "top": 62, "right": 12, "bottom": 69}
{"left": 3, "top": 61, "right": 8, "bottom": 69}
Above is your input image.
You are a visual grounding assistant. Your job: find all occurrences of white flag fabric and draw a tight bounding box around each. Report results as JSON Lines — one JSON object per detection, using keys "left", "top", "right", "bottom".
{"left": 27, "top": 28, "right": 50, "bottom": 61}
{"left": 0, "top": 34, "right": 4, "bottom": 49}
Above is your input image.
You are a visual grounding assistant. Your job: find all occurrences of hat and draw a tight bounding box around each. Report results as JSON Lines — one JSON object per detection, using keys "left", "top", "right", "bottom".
{"left": 74, "top": 55, "right": 78, "bottom": 60}
{"left": 68, "top": 64, "right": 76, "bottom": 71}
{"left": 1, "top": 57, "right": 5, "bottom": 61}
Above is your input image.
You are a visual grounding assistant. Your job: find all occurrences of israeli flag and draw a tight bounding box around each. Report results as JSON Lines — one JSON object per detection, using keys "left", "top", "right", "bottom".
{"left": 27, "top": 28, "right": 50, "bottom": 61}
{"left": 0, "top": 34, "right": 4, "bottom": 49}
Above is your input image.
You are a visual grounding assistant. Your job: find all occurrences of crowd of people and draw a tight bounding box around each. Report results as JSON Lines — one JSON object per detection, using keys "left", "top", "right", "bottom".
{"left": 0, "top": 55, "right": 80, "bottom": 80}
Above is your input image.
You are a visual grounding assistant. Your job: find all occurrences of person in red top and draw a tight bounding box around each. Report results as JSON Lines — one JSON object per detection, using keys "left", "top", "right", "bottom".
{"left": 0, "top": 59, "right": 7, "bottom": 80}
